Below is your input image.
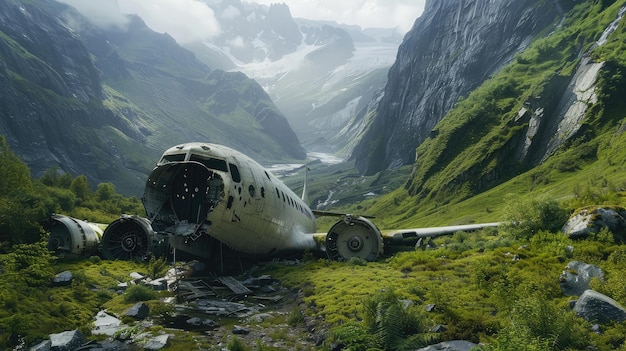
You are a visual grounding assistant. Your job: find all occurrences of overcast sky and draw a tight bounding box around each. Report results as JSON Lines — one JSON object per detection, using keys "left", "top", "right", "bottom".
{"left": 253, "top": 0, "right": 425, "bottom": 33}
{"left": 57, "top": 0, "right": 425, "bottom": 44}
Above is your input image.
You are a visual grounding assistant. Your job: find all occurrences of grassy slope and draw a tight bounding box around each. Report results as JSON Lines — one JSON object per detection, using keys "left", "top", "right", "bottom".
{"left": 357, "top": 0, "right": 626, "bottom": 230}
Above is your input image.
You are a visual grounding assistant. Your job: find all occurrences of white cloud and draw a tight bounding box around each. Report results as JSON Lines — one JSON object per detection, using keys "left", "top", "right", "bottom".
{"left": 118, "top": 0, "right": 222, "bottom": 43}
{"left": 222, "top": 5, "right": 241, "bottom": 20}
{"left": 252, "top": 0, "right": 425, "bottom": 33}
{"left": 226, "top": 36, "right": 246, "bottom": 48}
{"left": 60, "top": 0, "right": 424, "bottom": 44}
{"left": 57, "top": 0, "right": 129, "bottom": 30}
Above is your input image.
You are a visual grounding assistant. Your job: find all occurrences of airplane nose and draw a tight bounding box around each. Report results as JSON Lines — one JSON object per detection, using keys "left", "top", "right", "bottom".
{"left": 143, "top": 162, "right": 225, "bottom": 233}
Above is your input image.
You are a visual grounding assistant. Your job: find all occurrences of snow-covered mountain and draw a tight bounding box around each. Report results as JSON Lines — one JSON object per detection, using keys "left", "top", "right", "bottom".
{"left": 184, "top": 0, "right": 404, "bottom": 153}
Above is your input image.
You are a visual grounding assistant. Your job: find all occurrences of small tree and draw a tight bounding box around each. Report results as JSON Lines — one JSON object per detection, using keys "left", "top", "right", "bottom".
{"left": 70, "top": 175, "right": 90, "bottom": 201}
{"left": 96, "top": 182, "right": 115, "bottom": 202}
{"left": 501, "top": 194, "right": 568, "bottom": 239}
{"left": 0, "top": 136, "right": 32, "bottom": 197}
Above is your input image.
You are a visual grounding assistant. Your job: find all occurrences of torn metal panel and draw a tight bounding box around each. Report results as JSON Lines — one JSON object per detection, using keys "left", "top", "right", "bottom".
{"left": 217, "top": 276, "right": 253, "bottom": 296}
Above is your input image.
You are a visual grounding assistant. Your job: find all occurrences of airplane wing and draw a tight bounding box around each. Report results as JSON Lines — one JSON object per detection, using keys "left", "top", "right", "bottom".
{"left": 381, "top": 223, "right": 501, "bottom": 247}
{"left": 311, "top": 210, "right": 500, "bottom": 259}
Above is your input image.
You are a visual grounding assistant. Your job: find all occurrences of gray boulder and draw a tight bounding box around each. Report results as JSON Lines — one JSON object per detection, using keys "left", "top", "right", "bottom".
{"left": 559, "top": 261, "right": 604, "bottom": 296}
{"left": 29, "top": 340, "right": 51, "bottom": 351}
{"left": 416, "top": 340, "right": 478, "bottom": 351}
{"left": 93, "top": 310, "right": 123, "bottom": 336}
{"left": 125, "top": 302, "right": 150, "bottom": 320}
{"left": 52, "top": 271, "right": 72, "bottom": 286}
{"left": 562, "top": 207, "right": 626, "bottom": 240}
{"left": 143, "top": 334, "right": 169, "bottom": 350}
{"left": 573, "top": 290, "right": 626, "bottom": 324}
{"left": 49, "top": 330, "right": 85, "bottom": 351}
{"left": 233, "top": 325, "right": 250, "bottom": 335}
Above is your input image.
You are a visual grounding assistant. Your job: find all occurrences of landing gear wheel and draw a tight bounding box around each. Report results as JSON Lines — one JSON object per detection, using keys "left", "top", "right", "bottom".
{"left": 326, "top": 216, "right": 383, "bottom": 261}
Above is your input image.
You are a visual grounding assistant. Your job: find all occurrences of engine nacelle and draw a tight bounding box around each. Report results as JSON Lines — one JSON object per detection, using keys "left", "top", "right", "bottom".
{"left": 325, "top": 216, "right": 384, "bottom": 261}
{"left": 45, "top": 214, "right": 104, "bottom": 256}
{"left": 101, "top": 215, "right": 164, "bottom": 260}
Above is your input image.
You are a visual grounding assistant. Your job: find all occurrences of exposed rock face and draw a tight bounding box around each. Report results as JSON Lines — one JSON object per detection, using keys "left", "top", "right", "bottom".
{"left": 352, "top": 0, "right": 566, "bottom": 174}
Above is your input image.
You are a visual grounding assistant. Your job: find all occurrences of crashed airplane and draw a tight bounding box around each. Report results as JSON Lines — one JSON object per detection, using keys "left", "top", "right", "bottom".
{"left": 45, "top": 143, "right": 499, "bottom": 266}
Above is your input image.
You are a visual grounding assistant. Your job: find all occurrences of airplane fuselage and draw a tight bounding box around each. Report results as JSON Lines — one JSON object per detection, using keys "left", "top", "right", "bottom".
{"left": 142, "top": 143, "right": 319, "bottom": 258}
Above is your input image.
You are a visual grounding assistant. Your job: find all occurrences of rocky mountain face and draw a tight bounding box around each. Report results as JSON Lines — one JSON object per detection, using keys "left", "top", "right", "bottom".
{"left": 184, "top": 0, "right": 403, "bottom": 152}
{"left": 355, "top": 0, "right": 626, "bottom": 206}
{"left": 0, "top": 0, "right": 305, "bottom": 194}
{"left": 351, "top": 0, "right": 571, "bottom": 174}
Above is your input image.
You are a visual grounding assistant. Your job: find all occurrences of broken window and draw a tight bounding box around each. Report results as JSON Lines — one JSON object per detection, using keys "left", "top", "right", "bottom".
{"left": 160, "top": 153, "right": 186, "bottom": 163}
{"left": 189, "top": 154, "right": 228, "bottom": 172}
{"left": 229, "top": 163, "right": 241, "bottom": 183}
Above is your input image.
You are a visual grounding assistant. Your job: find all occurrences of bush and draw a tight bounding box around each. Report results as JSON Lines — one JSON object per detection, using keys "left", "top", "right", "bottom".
{"left": 287, "top": 307, "right": 305, "bottom": 326}
{"left": 124, "top": 284, "right": 156, "bottom": 303}
{"left": 501, "top": 194, "right": 568, "bottom": 240}
{"left": 362, "top": 290, "right": 438, "bottom": 350}
{"left": 486, "top": 294, "right": 589, "bottom": 350}
{"left": 227, "top": 336, "right": 249, "bottom": 351}
{"left": 147, "top": 255, "right": 168, "bottom": 279}
{"left": 329, "top": 322, "right": 377, "bottom": 351}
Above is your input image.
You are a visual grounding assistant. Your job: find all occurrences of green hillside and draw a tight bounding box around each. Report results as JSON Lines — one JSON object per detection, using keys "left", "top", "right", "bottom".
{"left": 358, "top": 0, "right": 626, "bottom": 229}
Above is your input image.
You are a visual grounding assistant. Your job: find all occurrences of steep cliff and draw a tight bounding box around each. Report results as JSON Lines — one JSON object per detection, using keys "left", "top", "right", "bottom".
{"left": 393, "top": 0, "right": 626, "bottom": 205}
{"left": 352, "top": 0, "right": 569, "bottom": 174}
{"left": 0, "top": 0, "right": 305, "bottom": 194}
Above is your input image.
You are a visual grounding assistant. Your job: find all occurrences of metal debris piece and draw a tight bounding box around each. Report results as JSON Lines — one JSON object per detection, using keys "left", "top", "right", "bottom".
{"left": 217, "top": 276, "right": 253, "bottom": 296}
{"left": 175, "top": 280, "right": 218, "bottom": 301}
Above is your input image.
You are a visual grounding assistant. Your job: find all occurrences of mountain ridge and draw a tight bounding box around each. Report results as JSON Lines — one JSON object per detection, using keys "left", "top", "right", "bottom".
{"left": 0, "top": 0, "right": 305, "bottom": 194}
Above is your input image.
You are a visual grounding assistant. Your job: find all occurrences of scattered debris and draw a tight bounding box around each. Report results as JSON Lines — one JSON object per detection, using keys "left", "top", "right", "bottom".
{"left": 217, "top": 275, "right": 253, "bottom": 296}
{"left": 93, "top": 310, "right": 123, "bottom": 336}
{"left": 125, "top": 302, "right": 150, "bottom": 321}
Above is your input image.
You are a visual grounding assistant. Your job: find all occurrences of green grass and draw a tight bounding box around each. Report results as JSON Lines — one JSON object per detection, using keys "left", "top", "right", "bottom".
{"left": 266, "top": 225, "right": 626, "bottom": 349}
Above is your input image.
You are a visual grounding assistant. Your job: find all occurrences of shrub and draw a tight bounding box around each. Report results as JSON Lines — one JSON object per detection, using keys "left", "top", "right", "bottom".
{"left": 501, "top": 194, "right": 568, "bottom": 240}
{"left": 287, "top": 307, "right": 305, "bottom": 326}
{"left": 147, "top": 255, "right": 168, "bottom": 279}
{"left": 227, "top": 336, "right": 249, "bottom": 351}
{"left": 124, "top": 284, "right": 156, "bottom": 303}
{"left": 362, "top": 290, "right": 438, "bottom": 350}
{"left": 487, "top": 294, "right": 588, "bottom": 350}
{"left": 328, "top": 322, "right": 377, "bottom": 351}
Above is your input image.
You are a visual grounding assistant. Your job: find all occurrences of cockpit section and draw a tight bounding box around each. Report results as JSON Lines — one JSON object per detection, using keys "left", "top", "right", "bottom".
{"left": 143, "top": 161, "right": 225, "bottom": 236}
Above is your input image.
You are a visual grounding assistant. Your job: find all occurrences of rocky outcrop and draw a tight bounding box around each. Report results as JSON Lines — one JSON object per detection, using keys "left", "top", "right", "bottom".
{"left": 351, "top": 0, "right": 567, "bottom": 175}
{"left": 562, "top": 207, "right": 626, "bottom": 241}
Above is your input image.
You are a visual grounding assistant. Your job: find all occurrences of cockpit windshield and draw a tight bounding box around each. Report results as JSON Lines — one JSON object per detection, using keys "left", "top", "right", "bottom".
{"left": 160, "top": 153, "right": 186, "bottom": 164}
{"left": 189, "top": 154, "right": 228, "bottom": 172}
